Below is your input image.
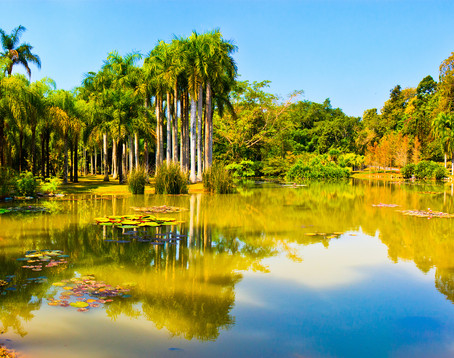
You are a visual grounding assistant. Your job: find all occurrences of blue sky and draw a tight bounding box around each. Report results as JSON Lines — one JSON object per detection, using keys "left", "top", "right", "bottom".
{"left": 2, "top": 0, "right": 454, "bottom": 117}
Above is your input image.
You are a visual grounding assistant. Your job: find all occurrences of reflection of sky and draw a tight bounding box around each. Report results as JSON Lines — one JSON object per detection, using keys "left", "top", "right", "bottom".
{"left": 232, "top": 233, "right": 454, "bottom": 358}
{"left": 258, "top": 232, "right": 435, "bottom": 290}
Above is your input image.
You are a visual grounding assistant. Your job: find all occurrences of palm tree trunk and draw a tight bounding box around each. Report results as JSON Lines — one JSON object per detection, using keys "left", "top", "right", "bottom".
{"left": 112, "top": 139, "right": 117, "bottom": 179}
{"left": 197, "top": 84, "right": 203, "bottom": 181}
{"left": 145, "top": 141, "right": 149, "bottom": 172}
{"left": 117, "top": 139, "right": 123, "bottom": 184}
{"left": 74, "top": 138, "right": 79, "bottom": 183}
{"left": 185, "top": 91, "right": 190, "bottom": 172}
{"left": 41, "top": 131, "right": 46, "bottom": 177}
{"left": 90, "top": 150, "right": 94, "bottom": 175}
{"left": 70, "top": 143, "right": 73, "bottom": 182}
{"left": 205, "top": 80, "right": 213, "bottom": 169}
{"left": 83, "top": 147, "right": 87, "bottom": 176}
{"left": 134, "top": 132, "right": 139, "bottom": 169}
{"left": 156, "top": 95, "right": 163, "bottom": 167}
{"left": 180, "top": 92, "right": 184, "bottom": 171}
{"left": 166, "top": 92, "right": 172, "bottom": 163}
{"left": 129, "top": 136, "right": 133, "bottom": 171}
{"left": 122, "top": 143, "right": 127, "bottom": 181}
{"left": 31, "top": 126, "right": 36, "bottom": 175}
{"left": 94, "top": 145, "right": 98, "bottom": 176}
{"left": 19, "top": 130, "right": 23, "bottom": 172}
{"left": 190, "top": 96, "right": 197, "bottom": 183}
{"left": 173, "top": 84, "right": 179, "bottom": 163}
{"left": 46, "top": 133, "right": 50, "bottom": 178}
{"left": 445, "top": 153, "right": 447, "bottom": 168}
{"left": 103, "top": 133, "right": 109, "bottom": 181}
{"left": 63, "top": 135, "right": 68, "bottom": 184}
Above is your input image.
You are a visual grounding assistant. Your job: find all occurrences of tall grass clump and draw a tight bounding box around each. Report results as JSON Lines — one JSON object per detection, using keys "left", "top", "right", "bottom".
{"left": 128, "top": 167, "right": 148, "bottom": 194}
{"left": 155, "top": 161, "right": 188, "bottom": 194}
{"left": 203, "top": 163, "right": 236, "bottom": 194}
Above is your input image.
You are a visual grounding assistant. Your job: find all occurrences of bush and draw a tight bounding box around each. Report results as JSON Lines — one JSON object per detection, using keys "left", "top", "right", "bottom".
{"left": 128, "top": 167, "right": 148, "bottom": 194}
{"left": 285, "top": 157, "right": 350, "bottom": 182}
{"left": 225, "top": 160, "right": 256, "bottom": 178}
{"left": 155, "top": 161, "right": 188, "bottom": 194}
{"left": 414, "top": 161, "right": 445, "bottom": 180}
{"left": 434, "top": 165, "right": 448, "bottom": 180}
{"left": 400, "top": 163, "right": 415, "bottom": 179}
{"left": 16, "top": 172, "right": 38, "bottom": 196}
{"left": 203, "top": 163, "right": 236, "bottom": 194}
{"left": 40, "top": 177, "right": 61, "bottom": 195}
{"left": 0, "top": 168, "right": 16, "bottom": 197}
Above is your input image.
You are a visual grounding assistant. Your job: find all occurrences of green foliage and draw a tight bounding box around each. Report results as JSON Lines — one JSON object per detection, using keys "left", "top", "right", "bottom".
{"left": 155, "top": 161, "right": 188, "bottom": 195}
{"left": 434, "top": 165, "right": 448, "bottom": 180}
{"left": 128, "top": 167, "right": 148, "bottom": 194}
{"left": 286, "top": 156, "right": 350, "bottom": 182}
{"left": 338, "top": 153, "right": 365, "bottom": 170}
{"left": 225, "top": 160, "right": 256, "bottom": 177}
{"left": 203, "top": 163, "right": 236, "bottom": 194}
{"left": 40, "top": 177, "right": 61, "bottom": 194}
{"left": 400, "top": 163, "right": 416, "bottom": 179}
{"left": 15, "top": 172, "right": 38, "bottom": 196}
{"left": 0, "top": 168, "right": 16, "bottom": 196}
{"left": 411, "top": 161, "right": 447, "bottom": 180}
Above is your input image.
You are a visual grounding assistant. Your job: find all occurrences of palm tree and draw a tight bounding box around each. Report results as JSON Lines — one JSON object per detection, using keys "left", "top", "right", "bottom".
{"left": 200, "top": 30, "right": 237, "bottom": 170}
{"left": 184, "top": 32, "right": 204, "bottom": 183}
{"left": 48, "top": 90, "right": 75, "bottom": 184}
{"left": 433, "top": 112, "right": 454, "bottom": 174}
{"left": 0, "top": 25, "right": 41, "bottom": 77}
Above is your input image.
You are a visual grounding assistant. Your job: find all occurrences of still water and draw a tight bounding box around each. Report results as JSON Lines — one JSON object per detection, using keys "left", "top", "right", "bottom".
{"left": 1, "top": 180, "right": 454, "bottom": 358}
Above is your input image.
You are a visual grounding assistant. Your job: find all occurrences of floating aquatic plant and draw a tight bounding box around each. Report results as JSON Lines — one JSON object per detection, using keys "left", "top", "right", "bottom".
{"left": 131, "top": 205, "right": 187, "bottom": 213}
{"left": 372, "top": 203, "right": 399, "bottom": 208}
{"left": 46, "top": 275, "right": 134, "bottom": 313}
{"left": 398, "top": 208, "right": 454, "bottom": 219}
{"left": 17, "top": 249, "right": 68, "bottom": 272}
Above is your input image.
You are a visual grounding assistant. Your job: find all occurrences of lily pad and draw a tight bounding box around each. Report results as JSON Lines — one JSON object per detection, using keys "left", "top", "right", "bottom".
{"left": 70, "top": 301, "right": 89, "bottom": 308}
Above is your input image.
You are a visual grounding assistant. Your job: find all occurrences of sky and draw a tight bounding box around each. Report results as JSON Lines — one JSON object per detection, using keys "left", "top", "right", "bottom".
{"left": 2, "top": 0, "right": 454, "bottom": 117}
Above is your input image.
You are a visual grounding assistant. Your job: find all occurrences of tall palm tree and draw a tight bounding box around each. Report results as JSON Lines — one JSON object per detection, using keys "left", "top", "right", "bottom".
{"left": 0, "top": 25, "right": 41, "bottom": 77}
{"left": 433, "top": 112, "right": 454, "bottom": 174}
{"left": 184, "top": 32, "right": 204, "bottom": 183}
{"left": 200, "top": 30, "right": 237, "bottom": 170}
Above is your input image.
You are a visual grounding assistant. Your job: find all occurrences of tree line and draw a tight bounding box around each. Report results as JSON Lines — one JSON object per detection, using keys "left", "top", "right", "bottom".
{"left": 0, "top": 26, "right": 236, "bottom": 184}
{"left": 2, "top": 24, "right": 454, "bottom": 183}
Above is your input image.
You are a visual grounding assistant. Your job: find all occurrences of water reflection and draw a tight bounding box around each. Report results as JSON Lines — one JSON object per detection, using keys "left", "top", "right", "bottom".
{"left": 0, "top": 180, "right": 454, "bottom": 355}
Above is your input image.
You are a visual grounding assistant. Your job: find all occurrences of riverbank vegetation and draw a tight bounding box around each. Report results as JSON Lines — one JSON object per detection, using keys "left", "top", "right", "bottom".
{"left": 1, "top": 25, "right": 454, "bottom": 192}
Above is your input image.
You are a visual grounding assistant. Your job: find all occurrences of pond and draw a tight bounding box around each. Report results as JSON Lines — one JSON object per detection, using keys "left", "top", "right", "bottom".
{"left": 1, "top": 179, "right": 454, "bottom": 358}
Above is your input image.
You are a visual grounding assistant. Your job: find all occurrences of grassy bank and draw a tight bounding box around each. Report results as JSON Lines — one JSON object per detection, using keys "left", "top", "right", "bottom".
{"left": 59, "top": 175, "right": 205, "bottom": 195}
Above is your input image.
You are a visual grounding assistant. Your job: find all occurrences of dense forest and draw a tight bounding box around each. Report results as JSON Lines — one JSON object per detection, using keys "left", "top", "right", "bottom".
{"left": 1, "top": 25, "right": 454, "bottom": 185}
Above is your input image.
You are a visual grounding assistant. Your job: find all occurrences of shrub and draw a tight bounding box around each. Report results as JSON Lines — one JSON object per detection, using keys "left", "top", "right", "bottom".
{"left": 400, "top": 163, "right": 415, "bottom": 179}
{"left": 0, "top": 168, "right": 16, "bottom": 197}
{"left": 40, "top": 177, "right": 61, "bottom": 195}
{"left": 155, "top": 161, "right": 188, "bottom": 194}
{"left": 16, "top": 172, "right": 38, "bottom": 196}
{"left": 203, "top": 163, "right": 236, "bottom": 194}
{"left": 285, "top": 157, "right": 350, "bottom": 182}
{"left": 128, "top": 167, "right": 148, "bottom": 194}
{"left": 414, "top": 161, "right": 444, "bottom": 180}
{"left": 225, "top": 160, "right": 256, "bottom": 178}
{"left": 434, "top": 165, "right": 448, "bottom": 180}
